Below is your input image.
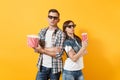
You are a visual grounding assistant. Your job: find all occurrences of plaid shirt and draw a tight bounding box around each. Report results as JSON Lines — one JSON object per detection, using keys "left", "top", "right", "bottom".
{"left": 37, "top": 27, "right": 65, "bottom": 74}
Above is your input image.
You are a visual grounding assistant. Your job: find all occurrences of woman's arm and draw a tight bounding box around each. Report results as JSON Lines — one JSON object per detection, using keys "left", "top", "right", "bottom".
{"left": 67, "top": 41, "right": 88, "bottom": 62}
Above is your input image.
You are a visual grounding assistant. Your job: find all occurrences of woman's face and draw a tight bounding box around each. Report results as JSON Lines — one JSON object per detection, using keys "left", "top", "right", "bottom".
{"left": 65, "top": 22, "right": 75, "bottom": 34}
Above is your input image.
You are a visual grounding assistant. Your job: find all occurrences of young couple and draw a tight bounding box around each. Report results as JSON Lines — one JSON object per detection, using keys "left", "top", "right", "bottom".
{"left": 34, "top": 9, "right": 88, "bottom": 80}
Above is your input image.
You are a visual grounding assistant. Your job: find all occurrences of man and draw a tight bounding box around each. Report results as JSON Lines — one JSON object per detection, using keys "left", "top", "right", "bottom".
{"left": 34, "top": 9, "right": 65, "bottom": 80}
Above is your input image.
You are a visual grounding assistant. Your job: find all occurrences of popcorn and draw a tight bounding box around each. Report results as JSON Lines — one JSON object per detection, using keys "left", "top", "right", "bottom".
{"left": 27, "top": 35, "right": 39, "bottom": 48}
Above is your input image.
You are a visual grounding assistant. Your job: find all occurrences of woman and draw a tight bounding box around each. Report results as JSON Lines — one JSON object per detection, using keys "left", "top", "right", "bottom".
{"left": 62, "top": 20, "right": 88, "bottom": 80}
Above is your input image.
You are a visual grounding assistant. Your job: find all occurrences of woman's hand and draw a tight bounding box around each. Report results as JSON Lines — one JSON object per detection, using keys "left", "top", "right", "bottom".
{"left": 82, "top": 39, "right": 88, "bottom": 49}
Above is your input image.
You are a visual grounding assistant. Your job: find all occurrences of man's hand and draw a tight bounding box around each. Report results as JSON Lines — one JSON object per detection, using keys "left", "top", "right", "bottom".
{"left": 34, "top": 45, "right": 45, "bottom": 53}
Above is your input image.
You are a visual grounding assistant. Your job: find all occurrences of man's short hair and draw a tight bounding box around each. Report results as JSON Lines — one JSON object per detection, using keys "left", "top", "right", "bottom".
{"left": 48, "top": 9, "right": 60, "bottom": 17}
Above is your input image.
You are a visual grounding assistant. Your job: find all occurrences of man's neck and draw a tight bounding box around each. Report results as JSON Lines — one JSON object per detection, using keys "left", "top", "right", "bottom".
{"left": 48, "top": 25, "right": 58, "bottom": 30}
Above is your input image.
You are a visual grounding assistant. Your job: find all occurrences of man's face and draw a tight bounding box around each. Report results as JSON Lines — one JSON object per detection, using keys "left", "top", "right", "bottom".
{"left": 48, "top": 12, "right": 59, "bottom": 26}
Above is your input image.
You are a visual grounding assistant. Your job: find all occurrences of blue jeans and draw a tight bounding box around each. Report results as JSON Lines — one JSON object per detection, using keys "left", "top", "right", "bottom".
{"left": 62, "top": 69, "right": 84, "bottom": 80}
{"left": 36, "top": 66, "right": 61, "bottom": 80}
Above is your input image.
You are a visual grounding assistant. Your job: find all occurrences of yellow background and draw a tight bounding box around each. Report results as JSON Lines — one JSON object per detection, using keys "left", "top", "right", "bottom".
{"left": 0, "top": 0, "right": 120, "bottom": 80}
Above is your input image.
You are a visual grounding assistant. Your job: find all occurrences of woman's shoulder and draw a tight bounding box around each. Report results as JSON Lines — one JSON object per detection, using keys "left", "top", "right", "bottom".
{"left": 64, "top": 39, "right": 72, "bottom": 43}
{"left": 63, "top": 39, "right": 73, "bottom": 46}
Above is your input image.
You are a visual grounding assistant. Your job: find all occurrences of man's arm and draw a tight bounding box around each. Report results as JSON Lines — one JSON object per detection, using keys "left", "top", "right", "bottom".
{"left": 35, "top": 46, "right": 61, "bottom": 57}
{"left": 35, "top": 32, "right": 65, "bottom": 58}
{"left": 55, "top": 32, "right": 66, "bottom": 59}
{"left": 44, "top": 47, "right": 61, "bottom": 57}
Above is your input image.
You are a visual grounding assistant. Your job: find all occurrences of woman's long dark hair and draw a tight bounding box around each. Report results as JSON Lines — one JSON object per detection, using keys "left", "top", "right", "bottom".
{"left": 63, "top": 20, "right": 81, "bottom": 43}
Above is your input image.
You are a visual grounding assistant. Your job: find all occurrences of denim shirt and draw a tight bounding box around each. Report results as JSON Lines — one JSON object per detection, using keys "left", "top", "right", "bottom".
{"left": 63, "top": 37, "right": 82, "bottom": 57}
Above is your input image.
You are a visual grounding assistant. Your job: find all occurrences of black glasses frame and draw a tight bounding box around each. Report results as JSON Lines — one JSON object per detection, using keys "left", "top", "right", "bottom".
{"left": 48, "top": 15, "right": 59, "bottom": 20}
{"left": 66, "top": 24, "right": 76, "bottom": 28}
